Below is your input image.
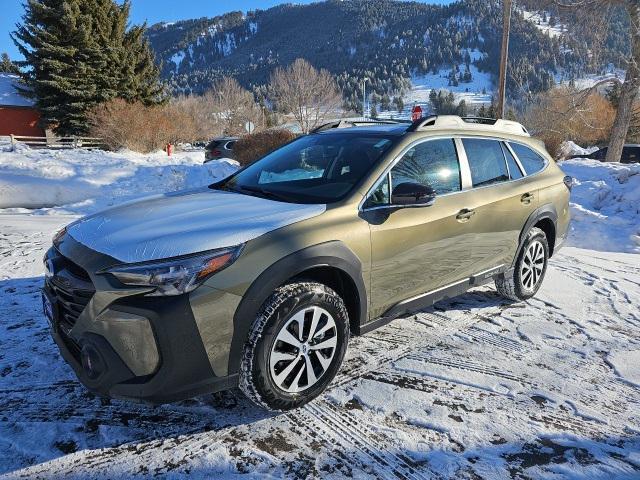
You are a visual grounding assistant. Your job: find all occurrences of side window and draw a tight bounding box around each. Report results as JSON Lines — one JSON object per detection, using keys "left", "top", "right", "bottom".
{"left": 510, "top": 143, "right": 547, "bottom": 175}
{"left": 390, "top": 139, "right": 461, "bottom": 195}
{"left": 462, "top": 138, "right": 509, "bottom": 187}
{"left": 502, "top": 143, "right": 524, "bottom": 180}
{"left": 363, "top": 175, "right": 390, "bottom": 209}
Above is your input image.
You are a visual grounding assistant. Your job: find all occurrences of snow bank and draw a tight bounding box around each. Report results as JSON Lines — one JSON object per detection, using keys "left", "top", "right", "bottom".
{"left": 0, "top": 145, "right": 238, "bottom": 214}
{"left": 561, "top": 158, "right": 640, "bottom": 253}
{"left": 558, "top": 140, "right": 598, "bottom": 159}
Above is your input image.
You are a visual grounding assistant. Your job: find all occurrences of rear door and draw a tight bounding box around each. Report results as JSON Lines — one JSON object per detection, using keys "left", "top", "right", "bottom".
{"left": 365, "top": 137, "right": 480, "bottom": 319}
{"left": 455, "top": 138, "right": 539, "bottom": 275}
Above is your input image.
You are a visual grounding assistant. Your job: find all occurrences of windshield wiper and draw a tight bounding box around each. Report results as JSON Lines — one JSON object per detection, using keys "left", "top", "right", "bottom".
{"left": 216, "top": 183, "right": 293, "bottom": 203}
{"left": 236, "top": 185, "right": 294, "bottom": 203}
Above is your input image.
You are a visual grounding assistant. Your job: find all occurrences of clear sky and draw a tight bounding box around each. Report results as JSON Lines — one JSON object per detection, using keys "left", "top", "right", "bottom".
{"left": 1, "top": 0, "right": 453, "bottom": 60}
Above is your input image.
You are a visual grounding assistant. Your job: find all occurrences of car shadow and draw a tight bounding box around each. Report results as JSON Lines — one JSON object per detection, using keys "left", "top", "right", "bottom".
{"left": 429, "top": 285, "right": 520, "bottom": 314}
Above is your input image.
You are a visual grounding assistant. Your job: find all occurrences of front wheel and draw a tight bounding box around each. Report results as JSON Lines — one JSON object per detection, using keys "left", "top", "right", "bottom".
{"left": 496, "top": 227, "right": 549, "bottom": 301}
{"left": 239, "top": 282, "right": 350, "bottom": 411}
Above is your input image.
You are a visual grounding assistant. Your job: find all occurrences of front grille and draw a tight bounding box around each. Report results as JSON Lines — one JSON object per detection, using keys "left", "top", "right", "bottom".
{"left": 50, "top": 279, "right": 94, "bottom": 332}
{"left": 46, "top": 249, "right": 95, "bottom": 357}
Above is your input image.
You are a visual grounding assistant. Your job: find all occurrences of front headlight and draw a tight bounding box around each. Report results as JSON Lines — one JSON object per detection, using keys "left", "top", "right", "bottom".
{"left": 101, "top": 245, "right": 243, "bottom": 296}
{"left": 53, "top": 226, "right": 67, "bottom": 247}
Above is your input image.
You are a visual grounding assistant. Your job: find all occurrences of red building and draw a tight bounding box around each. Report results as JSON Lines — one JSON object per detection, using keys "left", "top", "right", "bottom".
{"left": 0, "top": 73, "right": 45, "bottom": 137}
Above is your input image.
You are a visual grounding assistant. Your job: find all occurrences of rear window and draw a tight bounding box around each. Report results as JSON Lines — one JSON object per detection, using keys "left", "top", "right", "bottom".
{"left": 502, "top": 143, "right": 524, "bottom": 180}
{"left": 207, "top": 140, "right": 221, "bottom": 149}
{"left": 510, "top": 143, "right": 547, "bottom": 175}
{"left": 462, "top": 138, "right": 509, "bottom": 188}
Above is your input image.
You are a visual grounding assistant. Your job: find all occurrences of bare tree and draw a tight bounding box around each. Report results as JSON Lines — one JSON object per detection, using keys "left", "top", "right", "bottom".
{"left": 551, "top": 0, "right": 640, "bottom": 162}
{"left": 171, "top": 94, "right": 222, "bottom": 140}
{"left": 268, "top": 58, "right": 342, "bottom": 133}
{"left": 207, "top": 77, "right": 261, "bottom": 136}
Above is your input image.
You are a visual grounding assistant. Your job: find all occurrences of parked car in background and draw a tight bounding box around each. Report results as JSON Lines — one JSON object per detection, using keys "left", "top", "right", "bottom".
{"left": 205, "top": 137, "right": 238, "bottom": 162}
{"left": 578, "top": 144, "right": 640, "bottom": 164}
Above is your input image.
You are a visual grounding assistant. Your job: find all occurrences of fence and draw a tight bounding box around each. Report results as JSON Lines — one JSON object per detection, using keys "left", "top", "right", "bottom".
{"left": 8, "top": 134, "right": 105, "bottom": 149}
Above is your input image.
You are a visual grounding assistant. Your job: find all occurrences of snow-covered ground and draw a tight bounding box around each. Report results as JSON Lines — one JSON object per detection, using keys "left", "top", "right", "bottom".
{"left": 406, "top": 51, "right": 493, "bottom": 108}
{"left": 378, "top": 50, "right": 494, "bottom": 120}
{"left": 0, "top": 146, "right": 639, "bottom": 478}
{"left": 522, "top": 9, "right": 566, "bottom": 39}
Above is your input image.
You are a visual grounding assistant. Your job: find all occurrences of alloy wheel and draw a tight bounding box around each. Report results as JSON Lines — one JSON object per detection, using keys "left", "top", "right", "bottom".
{"left": 269, "top": 306, "right": 337, "bottom": 393}
{"left": 520, "top": 240, "right": 545, "bottom": 291}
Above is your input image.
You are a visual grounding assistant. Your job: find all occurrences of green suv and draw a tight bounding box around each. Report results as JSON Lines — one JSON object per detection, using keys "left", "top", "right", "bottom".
{"left": 43, "top": 116, "right": 571, "bottom": 410}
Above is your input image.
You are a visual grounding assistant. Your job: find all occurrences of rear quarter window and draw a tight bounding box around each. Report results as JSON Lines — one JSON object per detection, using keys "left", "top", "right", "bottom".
{"left": 510, "top": 143, "right": 547, "bottom": 175}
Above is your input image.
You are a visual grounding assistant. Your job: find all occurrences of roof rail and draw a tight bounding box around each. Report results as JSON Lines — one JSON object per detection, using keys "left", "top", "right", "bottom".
{"left": 407, "top": 115, "right": 439, "bottom": 132}
{"left": 406, "top": 115, "right": 530, "bottom": 137}
{"left": 311, "top": 119, "right": 410, "bottom": 133}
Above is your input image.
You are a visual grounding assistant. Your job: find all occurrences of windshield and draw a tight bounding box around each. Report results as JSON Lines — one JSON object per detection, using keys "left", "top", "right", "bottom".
{"left": 215, "top": 133, "right": 396, "bottom": 204}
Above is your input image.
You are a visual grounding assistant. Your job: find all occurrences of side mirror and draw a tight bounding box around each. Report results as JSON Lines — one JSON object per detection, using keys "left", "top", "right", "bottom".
{"left": 392, "top": 182, "right": 436, "bottom": 207}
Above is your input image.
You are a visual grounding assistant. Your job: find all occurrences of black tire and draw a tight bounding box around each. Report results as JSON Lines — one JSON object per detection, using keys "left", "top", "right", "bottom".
{"left": 496, "top": 227, "right": 549, "bottom": 301}
{"left": 239, "top": 282, "right": 350, "bottom": 411}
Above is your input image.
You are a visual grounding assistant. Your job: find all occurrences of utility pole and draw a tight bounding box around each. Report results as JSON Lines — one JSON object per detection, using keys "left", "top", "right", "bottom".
{"left": 497, "top": 0, "right": 512, "bottom": 119}
{"left": 362, "top": 78, "right": 368, "bottom": 119}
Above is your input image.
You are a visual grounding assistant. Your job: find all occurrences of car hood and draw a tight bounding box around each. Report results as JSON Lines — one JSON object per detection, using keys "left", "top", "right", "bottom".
{"left": 67, "top": 188, "right": 326, "bottom": 263}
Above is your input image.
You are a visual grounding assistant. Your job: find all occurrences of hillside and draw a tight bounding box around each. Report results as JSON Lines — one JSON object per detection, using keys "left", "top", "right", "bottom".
{"left": 146, "top": 0, "right": 627, "bottom": 110}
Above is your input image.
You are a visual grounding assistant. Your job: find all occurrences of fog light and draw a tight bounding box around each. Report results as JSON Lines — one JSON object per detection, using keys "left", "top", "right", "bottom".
{"left": 81, "top": 344, "right": 104, "bottom": 380}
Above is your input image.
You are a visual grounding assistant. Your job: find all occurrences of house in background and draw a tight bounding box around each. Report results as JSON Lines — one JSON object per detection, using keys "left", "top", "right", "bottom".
{"left": 0, "top": 73, "right": 45, "bottom": 137}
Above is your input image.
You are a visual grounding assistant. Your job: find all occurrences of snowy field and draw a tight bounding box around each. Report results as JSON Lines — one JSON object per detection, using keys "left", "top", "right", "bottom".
{"left": 0, "top": 145, "right": 639, "bottom": 478}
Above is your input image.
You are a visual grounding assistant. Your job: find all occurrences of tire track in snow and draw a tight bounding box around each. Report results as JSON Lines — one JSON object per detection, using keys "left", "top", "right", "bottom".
{"left": 293, "top": 401, "right": 435, "bottom": 480}
{"left": 456, "top": 325, "right": 527, "bottom": 353}
{"left": 403, "top": 353, "right": 530, "bottom": 385}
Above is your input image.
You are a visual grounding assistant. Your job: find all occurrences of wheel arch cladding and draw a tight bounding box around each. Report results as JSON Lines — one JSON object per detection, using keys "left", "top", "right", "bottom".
{"left": 227, "top": 241, "right": 367, "bottom": 375}
{"left": 291, "top": 265, "right": 361, "bottom": 336}
{"left": 532, "top": 217, "right": 557, "bottom": 257}
{"left": 517, "top": 205, "right": 558, "bottom": 265}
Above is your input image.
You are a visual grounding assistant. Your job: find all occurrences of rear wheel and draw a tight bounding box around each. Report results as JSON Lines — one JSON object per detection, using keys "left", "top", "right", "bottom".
{"left": 239, "top": 282, "right": 349, "bottom": 411}
{"left": 496, "top": 227, "right": 549, "bottom": 301}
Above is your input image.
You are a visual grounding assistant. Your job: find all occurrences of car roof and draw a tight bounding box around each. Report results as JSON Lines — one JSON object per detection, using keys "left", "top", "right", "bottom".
{"left": 312, "top": 115, "right": 530, "bottom": 138}
{"left": 210, "top": 137, "right": 238, "bottom": 142}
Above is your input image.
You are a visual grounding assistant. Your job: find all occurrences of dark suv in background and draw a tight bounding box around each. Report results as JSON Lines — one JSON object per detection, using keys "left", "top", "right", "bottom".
{"left": 205, "top": 137, "right": 238, "bottom": 162}
{"left": 578, "top": 144, "right": 640, "bottom": 164}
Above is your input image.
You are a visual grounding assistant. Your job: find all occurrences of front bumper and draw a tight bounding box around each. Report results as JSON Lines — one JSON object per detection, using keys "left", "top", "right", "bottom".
{"left": 43, "top": 237, "right": 242, "bottom": 405}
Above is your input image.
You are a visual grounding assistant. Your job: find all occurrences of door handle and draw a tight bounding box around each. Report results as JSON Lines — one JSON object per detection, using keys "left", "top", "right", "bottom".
{"left": 456, "top": 208, "right": 476, "bottom": 222}
{"left": 521, "top": 193, "right": 534, "bottom": 204}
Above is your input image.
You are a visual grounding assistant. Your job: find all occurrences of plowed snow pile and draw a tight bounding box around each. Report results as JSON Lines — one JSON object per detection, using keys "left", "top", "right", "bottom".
{"left": 0, "top": 142, "right": 238, "bottom": 213}
{"left": 561, "top": 158, "right": 640, "bottom": 253}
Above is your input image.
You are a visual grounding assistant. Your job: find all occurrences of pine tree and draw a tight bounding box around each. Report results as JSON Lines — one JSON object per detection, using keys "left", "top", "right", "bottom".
{"left": 370, "top": 103, "right": 378, "bottom": 119}
{"left": 393, "top": 95, "right": 404, "bottom": 113}
{"left": 12, "top": 0, "right": 164, "bottom": 135}
{"left": 0, "top": 53, "right": 19, "bottom": 74}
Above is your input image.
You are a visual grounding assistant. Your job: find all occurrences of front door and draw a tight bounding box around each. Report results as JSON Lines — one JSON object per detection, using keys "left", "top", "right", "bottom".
{"left": 364, "top": 138, "right": 480, "bottom": 319}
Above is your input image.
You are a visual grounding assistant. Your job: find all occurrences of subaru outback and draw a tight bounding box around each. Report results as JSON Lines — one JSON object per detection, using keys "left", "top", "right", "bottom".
{"left": 43, "top": 115, "right": 571, "bottom": 411}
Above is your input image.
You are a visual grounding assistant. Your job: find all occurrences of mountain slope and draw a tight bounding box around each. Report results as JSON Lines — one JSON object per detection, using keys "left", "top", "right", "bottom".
{"left": 146, "top": 0, "right": 624, "bottom": 108}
